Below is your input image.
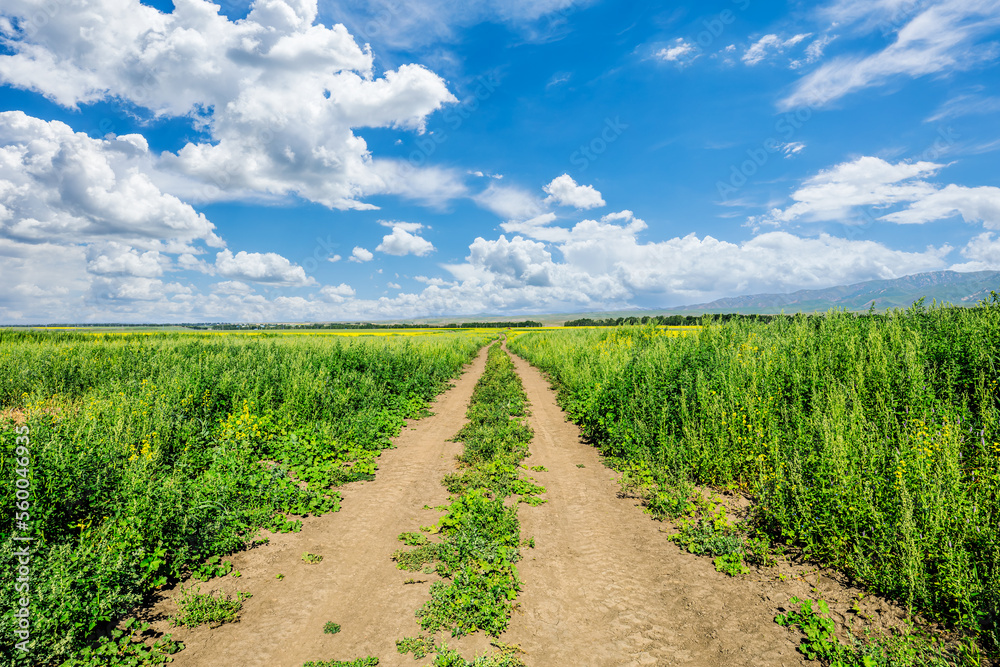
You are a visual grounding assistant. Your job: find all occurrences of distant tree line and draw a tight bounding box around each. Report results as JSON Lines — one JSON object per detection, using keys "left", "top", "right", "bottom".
{"left": 564, "top": 314, "right": 786, "bottom": 326}
{"left": 202, "top": 321, "right": 543, "bottom": 330}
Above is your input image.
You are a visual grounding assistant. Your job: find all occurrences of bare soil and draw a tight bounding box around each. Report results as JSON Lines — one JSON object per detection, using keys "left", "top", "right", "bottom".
{"left": 144, "top": 343, "right": 913, "bottom": 666}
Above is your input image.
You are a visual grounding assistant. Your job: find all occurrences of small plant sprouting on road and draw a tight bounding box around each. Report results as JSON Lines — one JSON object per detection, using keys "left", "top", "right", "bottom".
{"left": 398, "top": 531, "right": 430, "bottom": 546}
{"left": 431, "top": 641, "right": 526, "bottom": 666}
{"left": 528, "top": 465, "right": 547, "bottom": 472}
{"left": 302, "top": 658, "right": 379, "bottom": 667}
{"left": 302, "top": 552, "right": 324, "bottom": 564}
{"left": 396, "top": 634, "right": 436, "bottom": 658}
{"left": 323, "top": 622, "right": 341, "bottom": 635}
{"left": 575, "top": 464, "right": 585, "bottom": 468}
{"left": 169, "top": 587, "right": 252, "bottom": 628}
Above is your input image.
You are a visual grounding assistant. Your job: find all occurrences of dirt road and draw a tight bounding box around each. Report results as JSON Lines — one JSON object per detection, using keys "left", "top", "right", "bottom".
{"left": 147, "top": 343, "right": 819, "bottom": 666}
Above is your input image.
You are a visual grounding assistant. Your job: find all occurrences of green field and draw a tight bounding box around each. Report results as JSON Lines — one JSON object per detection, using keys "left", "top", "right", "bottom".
{"left": 0, "top": 330, "right": 491, "bottom": 665}
{"left": 508, "top": 298, "right": 1000, "bottom": 657}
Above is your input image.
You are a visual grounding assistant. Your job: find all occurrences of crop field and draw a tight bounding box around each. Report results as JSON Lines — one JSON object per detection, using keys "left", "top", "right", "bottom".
{"left": 509, "top": 299, "right": 1000, "bottom": 662}
{"left": 0, "top": 330, "right": 491, "bottom": 665}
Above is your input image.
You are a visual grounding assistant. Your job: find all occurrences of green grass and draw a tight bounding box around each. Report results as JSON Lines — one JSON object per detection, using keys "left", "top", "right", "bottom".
{"left": 394, "top": 345, "right": 539, "bottom": 660}
{"left": 508, "top": 298, "right": 1000, "bottom": 655}
{"left": 168, "top": 587, "right": 251, "bottom": 629}
{"left": 302, "top": 658, "right": 378, "bottom": 667}
{"left": 0, "top": 330, "right": 491, "bottom": 665}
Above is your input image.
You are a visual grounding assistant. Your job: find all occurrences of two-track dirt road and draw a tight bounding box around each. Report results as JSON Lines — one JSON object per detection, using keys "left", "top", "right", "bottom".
{"left": 148, "top": 342, "right": 810, "bottom": 666}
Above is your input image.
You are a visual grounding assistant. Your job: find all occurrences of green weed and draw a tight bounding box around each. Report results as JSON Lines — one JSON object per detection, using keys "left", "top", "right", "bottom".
{"left": 169, "top": 587, "right": 251, "bottom": 628}
{"left": 395, "top": 346, "right": 538, "bottom": 645}
{"left": 396, "top": 634, "right": 435, "bottom": 658}
{"left": 61, "top": 619, "right": 182, "bottom": 667}
{"left": 323, "top": 622, "right": 341, "bottom": 635}
{"left": 191, "top": 556, "right": 234, "bottom": 582}
{"left": 509, "top": 303, "right": 1000, "bottom": 654}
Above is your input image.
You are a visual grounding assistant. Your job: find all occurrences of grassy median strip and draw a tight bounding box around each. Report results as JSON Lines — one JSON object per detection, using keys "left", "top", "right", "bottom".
{"left": 394, "top": 344, "right": 539, "bottom": 665}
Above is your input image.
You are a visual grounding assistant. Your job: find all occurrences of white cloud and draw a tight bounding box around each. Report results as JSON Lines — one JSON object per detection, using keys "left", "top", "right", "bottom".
{"left": 215, "top": 249, "right": 316, "bottom": 286}
{"left": 376, "top": 225, "right": 435, "bottom": 256}
{"left": 655, "top": 38, "right": 699, "bottom": 66}
{"left": 86, "top": 243, "right": 168, "bottom": 278}
{"left": 349, "top": 246, "right": 374, "bottom": 262}
{"left": 213, "top": 281, "right": 255, "bottom": 295}
{"left": 327, "top": 254, "right": 342, "bottom": 263}
{"left": 473, "top": 183, "right": 545, "bottom": 220}
{"left": 782, "top": 0, "right": 1000, "bottom": 109}
{"left": 0, "top": 0, "right": 463, "bottom": 209}
{"left": 791, "top": 35, "right": 837, "bottom": 69}
{"left": 742, "top": 33, "right": 812, "bottom": 66}
{"left": 319, "top": 283, "right": 356, "bottom": 302}
{"left": 387, "top": 282, "right": 402, "bottom": 289}
{"left": 542, "top": 174, "right": 606, "bottom": 209}
{"left": 782, "top": 142, "right": 807, "bottom": 157}
{"left": 378, "top": 220, "right": 425, "bottom": 232}
{"left": 0, "top": 222, "right": 958, "bottom": 324}
{"left": 952, "top": 232, "right": 1000, "bottom": 271}
{"left": 880, "top": 184, "right": 1000, "bottom": 227}
{"left": 0, "top": 112, "right": 222, "bottom": 252}
{"left": 755, "top": 156, "right": 1000, "bottom": 230}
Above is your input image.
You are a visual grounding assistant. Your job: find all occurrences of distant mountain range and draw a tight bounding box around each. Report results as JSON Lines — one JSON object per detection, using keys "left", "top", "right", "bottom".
{"left": 404, "top": 270, "right": 1000, "bottom": 326}
{"left": 664, "top": 270, "right": 999, "bottom": 315}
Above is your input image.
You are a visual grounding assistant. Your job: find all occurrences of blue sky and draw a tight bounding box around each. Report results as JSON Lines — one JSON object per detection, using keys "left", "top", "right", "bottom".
{"left": 1, "top": 0, "right": 999, "bottom": 323}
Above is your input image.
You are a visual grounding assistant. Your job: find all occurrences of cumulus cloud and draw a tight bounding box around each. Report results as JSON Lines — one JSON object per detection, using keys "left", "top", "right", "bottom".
{"left": 349, "top": 246, "right": 374, "bottom": 262}
{"left": 0, "top": 221, "right": 958, "bottom": 324}
{"left": 86, "top": 243, "right": 168, "bottom": 278}
{"left": 742, "top": 33, "right": 812, "bottom": 66}
{"left": 952, "top": 232, "right": 1000, "bottom": 271}
{"left": 376, "top": 224, "right": 435, "bottom": 256}
{"left": 215, "top": 249, "right": 316, "bottom": 286}
{"left": 0, "top": 0, "right": 462, "bottom": 209}
{"left": 543, "top": 174, "right": 606, "bottom": 210}
{"left": 0, "top": 112, "right": 222, "bottom": 252}
{"left": 755, "top": 156, "right": 1000, "bottom": 229}
{"left": 319, "top": 283, "right": 356, "bottom": 302}
{"left": 782, "top": 0, "right": 1000, "bottom": 109}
